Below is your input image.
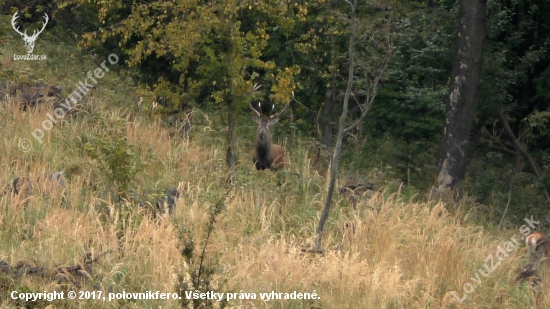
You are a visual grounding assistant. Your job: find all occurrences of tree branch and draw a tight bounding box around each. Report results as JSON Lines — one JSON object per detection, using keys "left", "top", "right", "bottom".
{"left": 314, "top": 0, "right": 358, "bottom": 252}
{"left": 498, "top": 111, "right": 550, "bottom": 206}
{"left": 344, "top": 42, "right": 390, "bottom": 133}
{"left": 480, "top": 126, "right": 520, "bottom": 155}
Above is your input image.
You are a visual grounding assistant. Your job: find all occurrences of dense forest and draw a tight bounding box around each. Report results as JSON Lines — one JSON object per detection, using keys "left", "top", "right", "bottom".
{"left": 1, "top": 0, "right": 550, "bottom": 307}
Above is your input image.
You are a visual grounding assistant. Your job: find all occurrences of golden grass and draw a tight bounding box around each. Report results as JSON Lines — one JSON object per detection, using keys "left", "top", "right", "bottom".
{"left": 0, "top": 21, "right": 545, "bottom": 308}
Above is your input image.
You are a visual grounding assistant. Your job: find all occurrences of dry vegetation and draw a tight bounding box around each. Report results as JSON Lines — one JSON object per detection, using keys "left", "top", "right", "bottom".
{"left": 0, "top": 21, "right": 549, "bottom": 309}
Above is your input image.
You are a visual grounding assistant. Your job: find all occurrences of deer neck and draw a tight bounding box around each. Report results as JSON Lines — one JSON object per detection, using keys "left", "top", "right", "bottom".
{"left": 255, "top": 137, "right": 271, "bottom": 155}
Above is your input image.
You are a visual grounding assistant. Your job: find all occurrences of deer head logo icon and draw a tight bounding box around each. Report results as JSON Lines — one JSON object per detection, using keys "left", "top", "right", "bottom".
{"left": 11, "top": 11, "right": 49, "bottom": 54}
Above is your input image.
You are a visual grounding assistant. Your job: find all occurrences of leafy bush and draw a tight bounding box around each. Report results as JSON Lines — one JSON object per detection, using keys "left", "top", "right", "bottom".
{"left": 84, "top": 117, "right": 150, "bottom": 201}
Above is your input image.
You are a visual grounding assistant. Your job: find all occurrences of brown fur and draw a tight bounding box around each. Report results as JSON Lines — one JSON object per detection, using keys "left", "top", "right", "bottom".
{"left": 526, "top": 233, "right": 550, "bottom": 257}
{"left": 250, "top": 101, "right": 290, "bottom": 171}
{"left": 271, "top": 144, "right": 285, "bottom": 169}
{"left": 251, "top": 134, "right": 285, "bottom": 170}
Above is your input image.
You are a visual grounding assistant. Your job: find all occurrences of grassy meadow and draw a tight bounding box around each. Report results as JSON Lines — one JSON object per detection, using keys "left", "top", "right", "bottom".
{"left": 0, "top": 15, "right": 549, "bottom": 309}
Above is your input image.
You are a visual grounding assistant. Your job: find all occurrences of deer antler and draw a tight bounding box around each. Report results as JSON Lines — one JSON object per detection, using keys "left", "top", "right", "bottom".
{"left": 249, "top": 101, "right": 261, "bottom": 117}
{"left": 269, "top": 92, "right": 293, "bottom": 120}
{"left": 248, "top": 83, "right": 262, "bottom": 95}
{"left": 30, "top": 13, "right": 49, "bottom": 39}
{"left": 248, "top": 83, "right": 263, "bottom": 117}
{"left": 268, "top": 104, "right": 276, "bottom": 117}
{"left": 11, "top": 11, "right": 25, "bottom": 37}
{"left": 269, "top": 101, "right": 289, "bottom": 120}
{"left": 11, "top": 11, "right": 49, "bottom": 39}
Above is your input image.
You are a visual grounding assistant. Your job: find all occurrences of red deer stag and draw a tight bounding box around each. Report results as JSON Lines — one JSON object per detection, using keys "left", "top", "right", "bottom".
{"left": 250, "top": 101, "right": 290, "bottom": 170}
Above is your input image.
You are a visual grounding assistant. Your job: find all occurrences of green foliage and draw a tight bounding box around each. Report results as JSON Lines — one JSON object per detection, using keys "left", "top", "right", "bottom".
{"left": 84, "top": 117, "right": 150, "bottom": 200}
{"left": 533, "top": 65, "right": 550, "bottom": 104}
{"left": 525, "top": 110, "right": 550, "bottom": 139}
{"left": 54, "top": 1, "right": 103, "bottom": 37}
{"left": 367, "top": 1, "right": 454, "bottom": 142}
{"left": 56, "top": 0, "right": 301, "bottom": 114}
{"left": 468, "top": 0, "right": 550, "bottom": 218}
{"left": 264, "top": 0, "right": 343, "bottom": 117}
{"left": 479, "top": 0, "right": 550, "bottom": 121}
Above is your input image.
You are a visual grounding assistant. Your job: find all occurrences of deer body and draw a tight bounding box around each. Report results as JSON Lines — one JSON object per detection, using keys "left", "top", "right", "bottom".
{"left": 253, "top": 135, "right": 285, "bottom": 170}
{"left": 250, "top": 101, "right": 289, "bottom": 170}
{"left": 526, "top": 233, "right": 550, "bottom": 258}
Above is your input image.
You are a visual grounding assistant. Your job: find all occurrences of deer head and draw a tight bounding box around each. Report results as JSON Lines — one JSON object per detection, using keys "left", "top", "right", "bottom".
{"left": 250, "top": 100, "right": 290, "bottom": 170}
{"left": 11, "top": 11, "right": 49, "bottom": 54}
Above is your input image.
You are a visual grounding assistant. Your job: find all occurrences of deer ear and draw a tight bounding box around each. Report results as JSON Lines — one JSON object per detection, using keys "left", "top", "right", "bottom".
{"left": 268, "top": 117, "right": 280, "bottom": 126}
{"left": 252, "top": 115, "right": 261, "bottom": 124}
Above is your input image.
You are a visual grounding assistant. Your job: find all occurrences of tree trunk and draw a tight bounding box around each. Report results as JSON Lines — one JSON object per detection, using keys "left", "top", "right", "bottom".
{"left": 226, "top": 100, "right": 238, "bottom": 184}
{"left": 320, "top": 19, "right": 338, "bottom": 168}
{"left": 225, "top": 12, "right": 238, "bottom": 184}
{"left": 322, "top": 89, "right": 335, "bottom": 148}
{"left": 312, "top": 0, "right": 391, "bottom": 251}
{"left": 321, "top": 20, "right": 338, "bottom": 151}
{"left": 315, "top": 0, "right": 358, "bottom": 251}
{"left": 434, "top": 0, "right": 487, "bottom": 195}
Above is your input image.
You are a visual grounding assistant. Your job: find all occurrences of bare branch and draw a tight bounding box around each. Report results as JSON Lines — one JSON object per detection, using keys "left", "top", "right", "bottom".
{"left": 290, "top": 92, "right": 316, "bottom": 113}
{"left": 480, "top": 126, "right": 520, "bottom": 155}
{"left": 344, "top": 53, "right": 390, "bottom": 133}
{"left": 499, "top": 111, "right": 550, "bottom": 206}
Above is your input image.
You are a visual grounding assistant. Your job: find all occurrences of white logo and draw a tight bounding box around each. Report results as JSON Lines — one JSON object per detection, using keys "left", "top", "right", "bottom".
{"left": 11, "top": 11, "right": 49, "bottom": 54}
